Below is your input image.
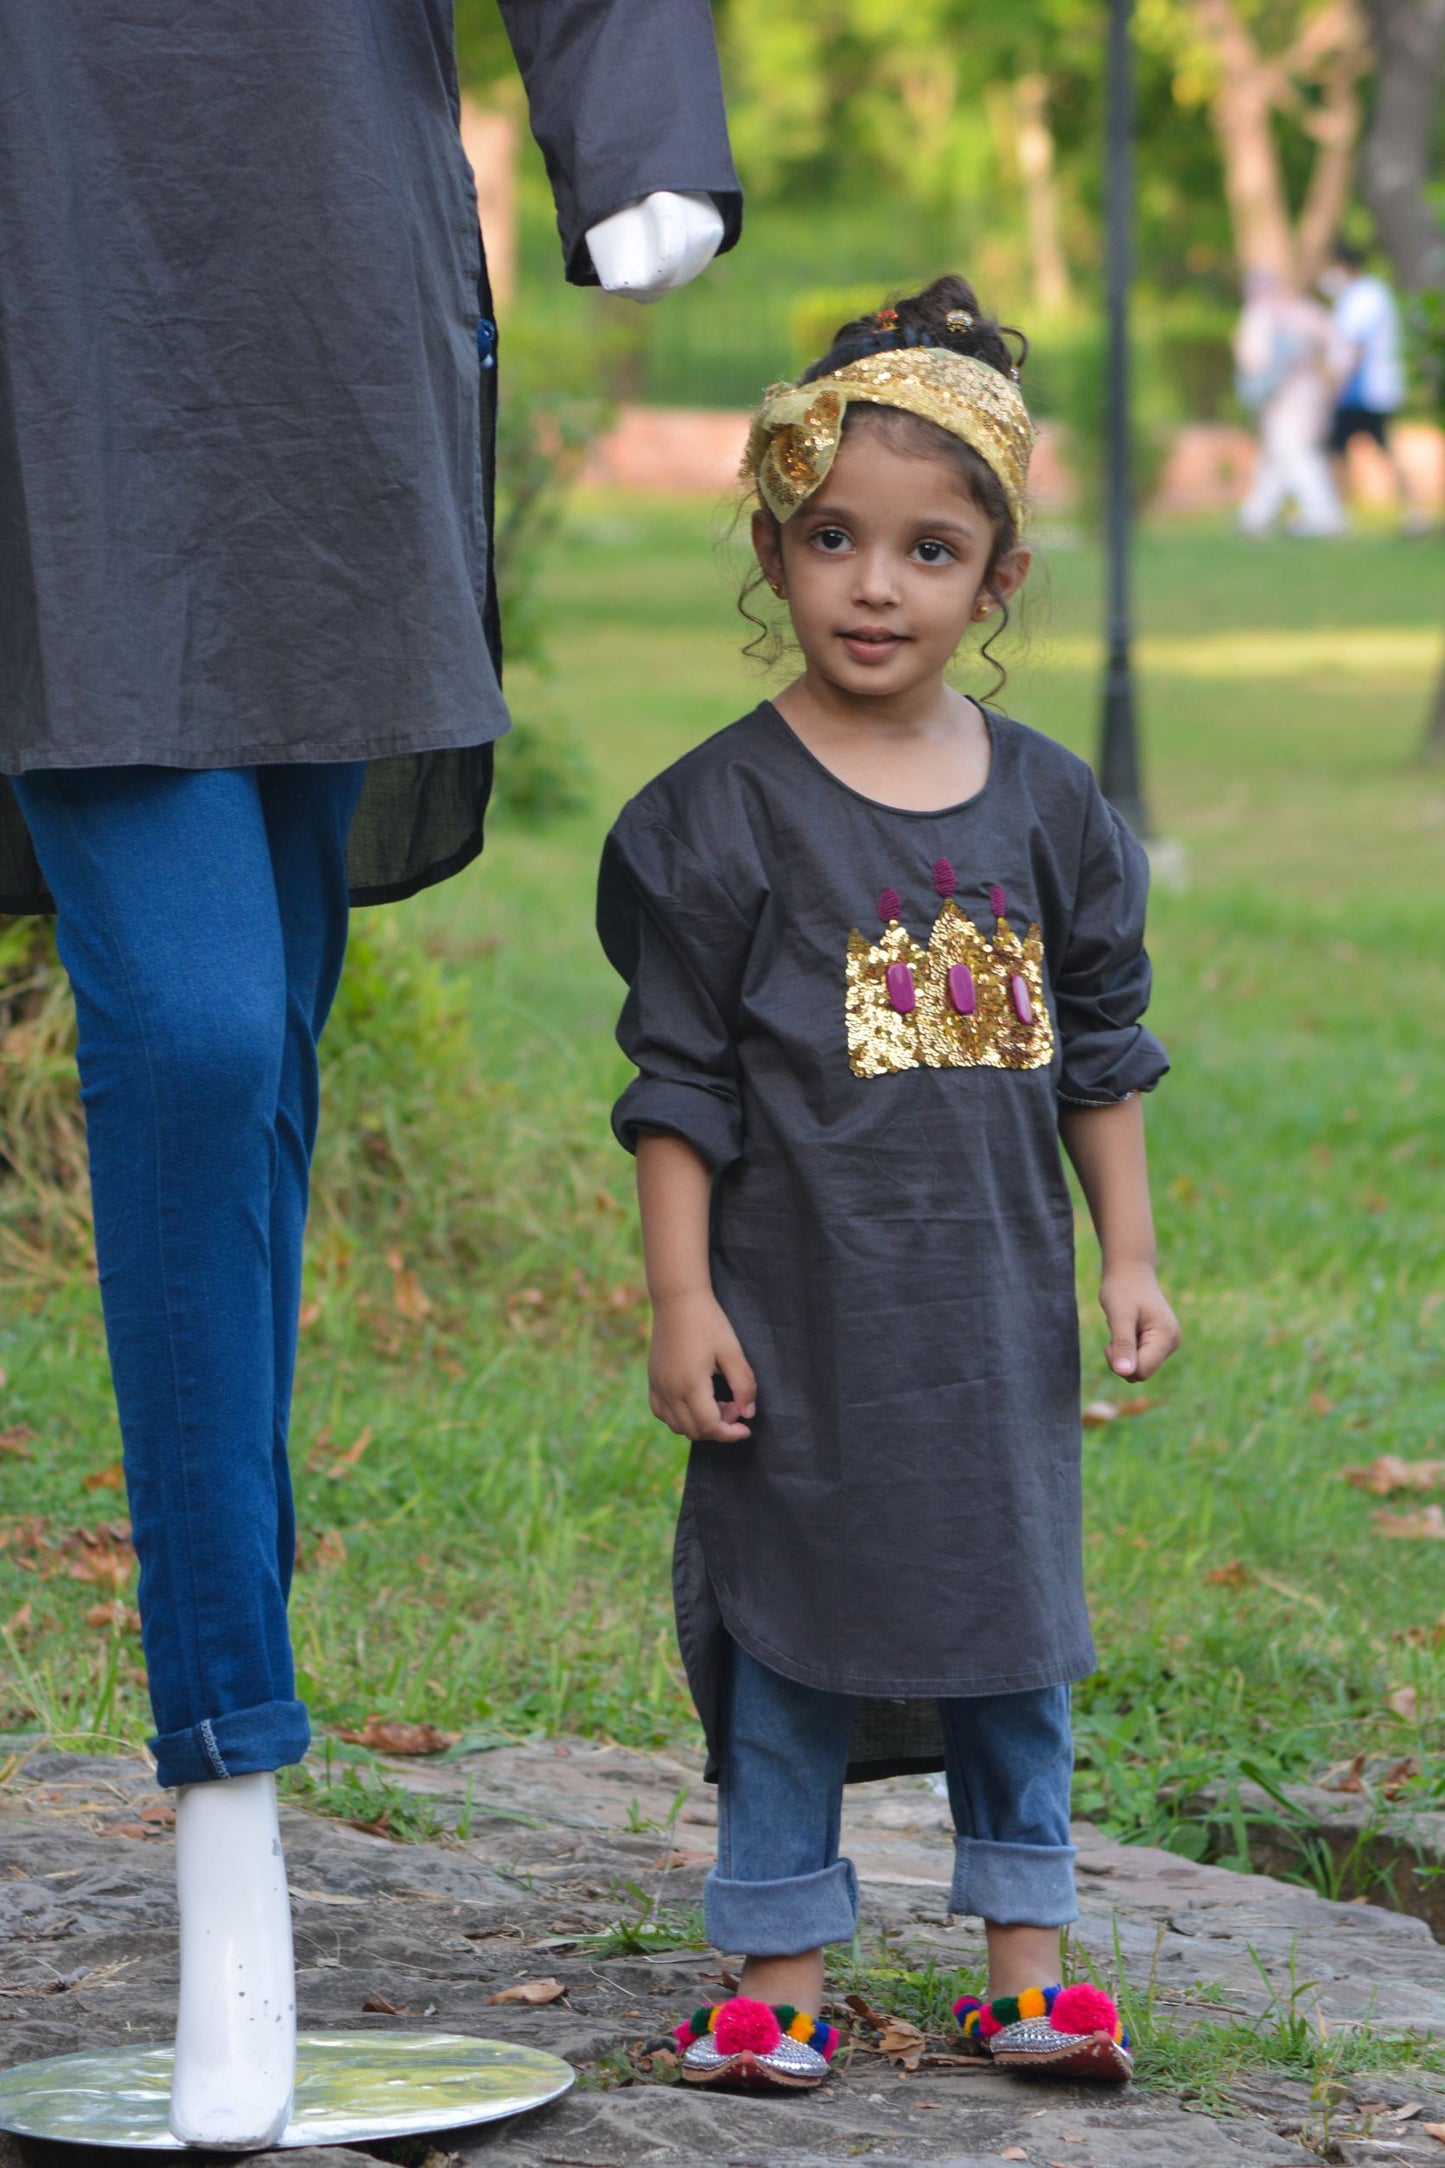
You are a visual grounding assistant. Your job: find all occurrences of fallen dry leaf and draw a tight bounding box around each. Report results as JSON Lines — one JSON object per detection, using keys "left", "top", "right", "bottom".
{"left": 1388, "top": 1686, "right": 1420, "bottom": 1723}
{"left": 1374, "top": 1504, "right": 1445, "bottom": 1540}
{"left": 1205, "top": 1560, "right": 1249, "bottom": 1589}
{"left": 0, "top": 1425, "right": 35, "bottom": 1459}
{"left": 361, "top": 1994, "right": 410, "bottom": 2015}
{"left": 140, "top": 1801, "right": 175, "bottom": 1826}
{"left": 387, "top": 1249, "right": 432, "bottom": 1325}
{"left": 1308, "top": 1390, "right": 1334, "bottom": 1417}
{"left": 1423, "top": 2123, "right": 1445, "bottom": 2144}
{"left": 1387, "top": 2103, "right": 1423, "bottom": 2121}
{"left": 843, "top": 1991, "right": 889, "bottom": 2028}
{"left": 84, "top": 1601, "right": 141, "bottom": 1632}
{"left": 1001, "top": 2151, "right": 1029, "bottom": 2163}
{"left": 1382, "top": 1756, "right": 1421, "bottom": 1799}
{"left": 298, "top": 1300, "right": 323, "bottom": 1332}
{"left": 877, "top": 2016, "right": 927, "bottom": 2071}
{"left": 110, "top": 1822, "right": 149, "bottom": 1840}
{"left": 326, "top": 1425, "right": 373, "bottom": 1479}
{"left": 3, "top": 1602, "right": 32, "bottom": 1636}
{"left": 486, "top": 1978, "right": 566, "bottom": 2006}
{"left": 1325, "top": 1752, "right": 1367, "bottom": 1794}
{"left": 1082, "top": 1400, "right": 1118, "bottom": 1428}
{"left": 1116, "top": 1395, "right": 1156, "bottom": 1417}
{"left": 335, "top": 1716, "right": 459, "bottom": 1756}
{"left": 299, "top": 1528, "right": 347, "bottom": 1572}
{"left": 82, "top": 1464, "right": 125, "bottom": 1493}
{"left": 1345, "top": 1455, "right": 1445, "bottom": 1497}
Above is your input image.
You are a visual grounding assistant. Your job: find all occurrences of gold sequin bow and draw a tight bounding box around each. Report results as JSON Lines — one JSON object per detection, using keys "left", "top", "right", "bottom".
{"left": 743, "top": 349, "right": 1035, "bottom": 529}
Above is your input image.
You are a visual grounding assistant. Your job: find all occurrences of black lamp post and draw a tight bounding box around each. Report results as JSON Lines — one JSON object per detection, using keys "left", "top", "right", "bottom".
{"left": 1097, "top": 0, "right": 1150, "bottom": 837}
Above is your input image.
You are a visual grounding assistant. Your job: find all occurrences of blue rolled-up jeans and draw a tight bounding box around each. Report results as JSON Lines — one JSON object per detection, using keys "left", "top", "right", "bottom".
{"left": 13, "top": 763, "right": 365, "bottom": 1789}
{"left": 706, "top": 1639, "right": 1077, "bottom": 1957}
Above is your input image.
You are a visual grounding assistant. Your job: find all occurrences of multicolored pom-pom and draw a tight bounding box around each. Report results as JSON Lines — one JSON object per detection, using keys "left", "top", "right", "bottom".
{"left": 712, "top": 1998, "right": 781, "bottom": 2056}
{"left": 674, "top": 1998, "right": 839, "bottom": 2062}
{"left": 952, "top": 1981, "right": 1127, "bottom": 2050}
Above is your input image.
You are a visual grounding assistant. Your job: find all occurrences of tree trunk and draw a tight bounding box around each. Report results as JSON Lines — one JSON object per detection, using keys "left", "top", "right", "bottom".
{"left": 1294, "top": 13, "right": 1370, "bottom": 286}
{"left": 1357, "top": 0, "right": 1445, "bottom": 756}
{"left": 1015, "top": 75, "right": 1072, "bottom": 313}
{"left": 1359, "top": 0, "right": 1445, "bottom": 290}
{"left": 1192, "top": 0, "right": 1297, "bottom": 278}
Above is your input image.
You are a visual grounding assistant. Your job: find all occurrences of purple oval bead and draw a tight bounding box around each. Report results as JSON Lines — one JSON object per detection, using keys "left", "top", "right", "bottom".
{"left": 886, "top": 961, "right": 916, "bottom": 1014}
{"left": 948, "top": 963, "right": 976, "bottom": 1016}
{"left": 1010, "top": 973, "right": 1034, "bottom": 1026}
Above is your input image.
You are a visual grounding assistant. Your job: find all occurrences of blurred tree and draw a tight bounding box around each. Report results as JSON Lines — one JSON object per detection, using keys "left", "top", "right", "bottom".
{"left": 1356, "top": 0, "right": 1445, "bottom": 757}
{"left": 1138, "top": 0, "right": 1370, "bottom": 282}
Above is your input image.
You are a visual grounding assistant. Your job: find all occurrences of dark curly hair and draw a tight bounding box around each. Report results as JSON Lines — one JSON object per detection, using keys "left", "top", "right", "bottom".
{"left": 740, "top": 275, "right": 1030, "bottom": 697}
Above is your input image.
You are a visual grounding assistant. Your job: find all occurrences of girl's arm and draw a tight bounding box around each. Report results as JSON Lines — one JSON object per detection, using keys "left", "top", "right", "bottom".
{"left": 636, "top": 1131, "right": 758, "bottom": 1443}
{"left": 1059, "top": 1096, "right": 1181, "bottom": 1383}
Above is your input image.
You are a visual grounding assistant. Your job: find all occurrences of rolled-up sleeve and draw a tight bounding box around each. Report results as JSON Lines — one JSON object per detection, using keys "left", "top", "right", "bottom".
{"left": 597, "top": 814, "right": 750, "bottom": 1173}
{"left": 1053, "top": 786, "right": 1169, "bottom": 1106}
{"left": 497, "top": 0, "right": 743, "bottom": 284}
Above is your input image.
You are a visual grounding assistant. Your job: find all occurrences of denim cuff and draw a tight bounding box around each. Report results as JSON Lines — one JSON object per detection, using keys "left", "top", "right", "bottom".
{"left": 951, "top": 1836, "right": 1078, "bottom": 1926}
{"left": 151, "top": 1697, "right": 311, "bottom": 1790}
{"left": 704, "top": 1857, "right": 859, "bottom": 1955}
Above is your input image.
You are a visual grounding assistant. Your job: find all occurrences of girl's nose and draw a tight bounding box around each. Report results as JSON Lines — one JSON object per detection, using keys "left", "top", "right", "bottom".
{"left": 852, "top": 552, "right": 900, "bottom": 607}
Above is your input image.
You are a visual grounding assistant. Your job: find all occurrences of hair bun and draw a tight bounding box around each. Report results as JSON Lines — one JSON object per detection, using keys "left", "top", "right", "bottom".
{"left": 804, "top": 274, "right": 1028, "bottom": 390}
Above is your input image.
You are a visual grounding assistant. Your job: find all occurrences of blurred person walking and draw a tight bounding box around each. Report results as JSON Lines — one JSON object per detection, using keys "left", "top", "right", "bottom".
{"left": 1321, "top": 241, "right": 1430, "bottom": 535}
{"left": 1234, "top": 270, "right": 1345, "bottom": 539}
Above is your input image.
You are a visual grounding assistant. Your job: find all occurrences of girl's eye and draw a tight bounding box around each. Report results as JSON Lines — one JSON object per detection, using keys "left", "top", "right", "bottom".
{"left": 914, "top": 538, "right": 955, "bottom": 564}
{"left": 810, "top": 527, "right": 851, "bottom": 553}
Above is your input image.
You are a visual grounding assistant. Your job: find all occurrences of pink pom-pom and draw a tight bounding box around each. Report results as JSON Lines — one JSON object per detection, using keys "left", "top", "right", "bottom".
{"left": 1051, "top": 1983, "right": 1120, "bottom": 2038}
{"left": 673, "top": 2019, "right": 693, "bottom": 2049}
{"left": 713, "top": 1998, "right": 782, "bottom": 2056}
{"left": 976, "top": 2005, "right": 1006, "bottom": 2039}
{"left": 932, "top": 857, "right": 957, "bottom": 898}
{"left": 989, "top": 883, "right": 1007, "bottom": 919}
{"left": 878, "top": 887, "right": 901, "bottom": 923}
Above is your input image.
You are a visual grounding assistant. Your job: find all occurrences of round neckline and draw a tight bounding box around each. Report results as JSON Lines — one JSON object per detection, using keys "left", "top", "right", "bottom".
{"left": 760, "top": 698, "right": 1003, "bottom": 820}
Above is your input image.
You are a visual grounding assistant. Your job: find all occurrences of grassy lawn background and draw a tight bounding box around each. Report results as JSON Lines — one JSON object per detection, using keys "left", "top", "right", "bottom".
{"left": 3, "top": 503, "right": 1444, "bottom": 1866}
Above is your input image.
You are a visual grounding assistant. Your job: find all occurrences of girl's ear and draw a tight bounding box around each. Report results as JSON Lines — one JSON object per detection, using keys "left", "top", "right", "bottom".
{"left": 751, "top": 505, "right": 785, "bottom": 592}
{"left": 987, "top": 543, "right": 1032, "bottom": 608}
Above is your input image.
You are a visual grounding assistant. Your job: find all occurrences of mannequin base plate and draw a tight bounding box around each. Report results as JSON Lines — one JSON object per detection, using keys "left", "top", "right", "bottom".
{"left": 0, "top": 2032, "right": 574, "bottom": 2150}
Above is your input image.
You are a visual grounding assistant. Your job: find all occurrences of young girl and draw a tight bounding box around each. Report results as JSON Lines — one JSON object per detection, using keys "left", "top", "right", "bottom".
{"left": 598, "top": 277, "right": 1180, "bottom": 2093}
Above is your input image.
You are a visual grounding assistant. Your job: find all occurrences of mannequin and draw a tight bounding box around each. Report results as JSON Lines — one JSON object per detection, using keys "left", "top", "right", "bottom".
{"left": 0, "top": 0, "right": 738, "bottom": 2149}
{"left": 166, "top": 193, "right": 726, "bottom": 2151}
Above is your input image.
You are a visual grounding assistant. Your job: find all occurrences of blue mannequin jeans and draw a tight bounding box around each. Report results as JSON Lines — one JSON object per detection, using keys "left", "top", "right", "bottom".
{"left": 13, "top": 763, "right": 365, "bottom": 1788}
{"left": 706, "top": 1640, "right": 1078, "bottom": 1956}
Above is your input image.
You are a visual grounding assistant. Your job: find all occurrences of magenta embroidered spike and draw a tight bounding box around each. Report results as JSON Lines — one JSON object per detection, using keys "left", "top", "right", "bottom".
{"left": 878, "top": 887, "right": 901, "bottom": 923}
{"left": 886, "top": 961, "right": 916, "bottom": 1014}
{"left": 932, "top": 857, "right": 957, "bottom": 898}
{"left": 948, "top": 964, "right": 976, "bottom": 1015}
{"left": 1010, "top": 973, "right": 1034, "bottom": 1025}
{"left": 989, "top": 883, "right": 1007, "bottom": 920}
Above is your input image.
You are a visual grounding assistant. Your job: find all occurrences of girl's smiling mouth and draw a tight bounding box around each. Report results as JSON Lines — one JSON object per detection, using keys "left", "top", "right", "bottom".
{"left": 839, "top": 626, "right": 907, "bottom": 662}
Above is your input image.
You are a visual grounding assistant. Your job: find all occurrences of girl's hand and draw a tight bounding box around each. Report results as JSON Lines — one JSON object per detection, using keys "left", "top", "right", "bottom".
{"left": 648, "top": 1291, "right": 758, "bottom": 1442}
{"left": 1100, "top": 1264, "right": 1181, "bottom": 1383}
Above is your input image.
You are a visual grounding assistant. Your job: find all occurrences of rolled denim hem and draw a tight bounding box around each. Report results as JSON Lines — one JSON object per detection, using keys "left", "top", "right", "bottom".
{"left": 151, "top": 1697, "right": 311, "bottom": 1790}
{"left": 704, "top": 1857, "right": 860, "bottom": 1956}
{"left": 951, "top": 1837, "right": 1078, "bottom": 1927}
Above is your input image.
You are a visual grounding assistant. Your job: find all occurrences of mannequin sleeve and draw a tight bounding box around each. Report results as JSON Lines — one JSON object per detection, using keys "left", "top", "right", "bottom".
{"left": 496, "top": 0, "right": 743, "bottom": 284}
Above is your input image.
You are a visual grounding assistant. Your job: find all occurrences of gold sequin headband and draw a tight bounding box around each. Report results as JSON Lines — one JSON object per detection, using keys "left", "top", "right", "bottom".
{"left": 743, "top": 348, "right": 1035, "bottom": 531}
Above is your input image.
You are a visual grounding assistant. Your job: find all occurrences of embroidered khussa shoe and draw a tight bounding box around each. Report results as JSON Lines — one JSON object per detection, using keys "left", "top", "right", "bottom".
{"left": 675, "top": 1997, "right": 838, "bottom": 2091}
{"left": 954, "top": 1982, "right": 1133, "bottom": 2083}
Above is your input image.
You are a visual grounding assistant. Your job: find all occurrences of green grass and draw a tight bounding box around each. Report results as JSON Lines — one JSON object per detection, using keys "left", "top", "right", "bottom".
{"left": 3, "top": 506, "right": 1445, "bottom": 1874}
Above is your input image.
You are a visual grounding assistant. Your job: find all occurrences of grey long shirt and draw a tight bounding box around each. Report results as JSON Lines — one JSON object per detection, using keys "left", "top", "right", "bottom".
{"left": 599, "top": 704, "right": 1169, "bottom": 1779}
{"left": 0, "top": 0, "right": 740, "bottom": 908}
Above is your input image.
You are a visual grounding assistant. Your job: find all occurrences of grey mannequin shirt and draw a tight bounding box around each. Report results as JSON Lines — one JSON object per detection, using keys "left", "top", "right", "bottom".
{"left": 0, "top": 0, "right": 741, "bottom": 908}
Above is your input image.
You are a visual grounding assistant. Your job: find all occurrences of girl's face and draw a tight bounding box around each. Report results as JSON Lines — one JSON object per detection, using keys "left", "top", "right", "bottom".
{"left": 753, "top": 421, "right": 1030, "bottom": 708}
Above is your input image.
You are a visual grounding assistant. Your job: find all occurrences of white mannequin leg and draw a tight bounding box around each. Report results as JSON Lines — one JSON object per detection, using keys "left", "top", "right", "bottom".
{"left": 169, "top": 1772, "right": 296, "bottom": 2149}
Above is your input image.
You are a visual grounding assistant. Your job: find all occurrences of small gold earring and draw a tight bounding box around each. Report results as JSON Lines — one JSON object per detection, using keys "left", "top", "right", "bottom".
{"left": 771, "top": 581, "right": 786, "bottom": 598}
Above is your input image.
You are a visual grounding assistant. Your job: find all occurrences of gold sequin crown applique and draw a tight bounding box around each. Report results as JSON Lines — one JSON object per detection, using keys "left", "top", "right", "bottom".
{"left": 845, "top": 861, "right": 1054, "bottom": 1080}
{"left": 743, "top": 349, "right": 1034, "bottom": 529}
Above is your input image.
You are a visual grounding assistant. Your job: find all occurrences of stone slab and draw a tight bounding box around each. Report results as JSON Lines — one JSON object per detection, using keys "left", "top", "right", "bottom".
{"left": 3, "top": 1741, "right": 1445, "bottom": 2166}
